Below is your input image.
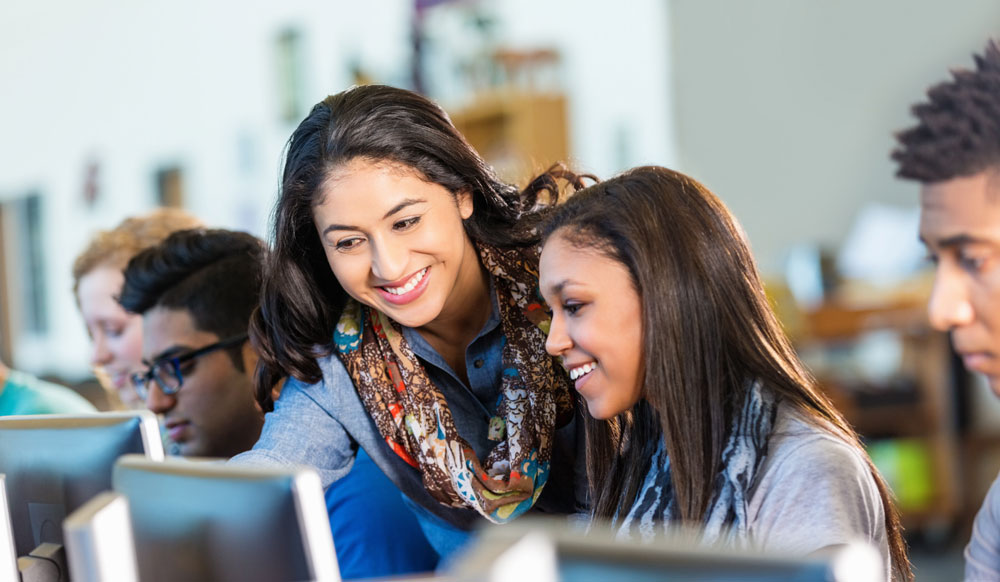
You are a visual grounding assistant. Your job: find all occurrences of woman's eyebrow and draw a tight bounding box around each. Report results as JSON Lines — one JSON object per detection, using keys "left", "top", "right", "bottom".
{"left": 543, "top": 279, "right": 571, "bottom": 297}
{"left": 321, "top": 197, "right": 427, "bottom": 236}
{"left": 381, "top": 197, "right": 426, "bottom": 220}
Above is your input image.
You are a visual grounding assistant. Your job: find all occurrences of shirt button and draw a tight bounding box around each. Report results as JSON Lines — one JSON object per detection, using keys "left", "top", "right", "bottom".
{"left": 474, "top": 359, "right": 485, "bottom": 369}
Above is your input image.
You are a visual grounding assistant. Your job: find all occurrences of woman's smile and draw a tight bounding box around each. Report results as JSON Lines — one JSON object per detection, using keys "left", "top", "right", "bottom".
{"left": 377, "top": 266, "right": 431, "bottom": 304}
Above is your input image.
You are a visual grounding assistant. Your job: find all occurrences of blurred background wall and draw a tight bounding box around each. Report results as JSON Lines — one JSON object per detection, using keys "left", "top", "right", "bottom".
{"left": 6, "top": 0, "right": 997, "bottom": 377}
{"left": 671, "top": 0, "right": 1000, "bottom": 274}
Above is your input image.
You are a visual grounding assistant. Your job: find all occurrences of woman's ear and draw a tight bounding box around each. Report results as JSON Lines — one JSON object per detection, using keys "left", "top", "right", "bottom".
{"left": 457, "top": 189, "right": 474, "bottom": 220}
{"left": 241, "top": 343, "right": 261, "bottom": 390}
{"left": 270, "top": 377, "right": 286, "bottom": 404}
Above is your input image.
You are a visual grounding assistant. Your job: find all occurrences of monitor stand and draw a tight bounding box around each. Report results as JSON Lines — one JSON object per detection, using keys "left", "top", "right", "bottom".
{"left": 17, "top": 542, "right": 66, "bottom": 582}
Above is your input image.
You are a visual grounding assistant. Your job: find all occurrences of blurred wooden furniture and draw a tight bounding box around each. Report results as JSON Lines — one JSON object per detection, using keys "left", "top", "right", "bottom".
{"left": 448, "top": 47, "right": 569, "bottom": 185}
{"left": 450, "top": 91, "right": 569, "bottom": 185}
{"left": 797, "top": 300, "right": 962, "bottom": 533}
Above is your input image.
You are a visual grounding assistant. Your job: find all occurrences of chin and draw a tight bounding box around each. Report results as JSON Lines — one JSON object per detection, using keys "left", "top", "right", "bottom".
{"left": 385, "top": 312, "right": 431, "bottom": 329}
{"left": 585, "top": 401, "right": 620, "bottom": 421}
{"left": 384, "top": 301, "right": 443, "bottom": 328}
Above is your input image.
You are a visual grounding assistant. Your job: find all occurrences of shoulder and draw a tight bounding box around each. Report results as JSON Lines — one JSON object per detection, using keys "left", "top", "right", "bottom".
{"left": 267, "top": 354, "right": 361, "bottom": 421}
{"left": 965, "top": 470, "right": 1000, "bottom": 578}
{"left": 278, "top": 352, "right": 355, "bottom": 403}
{"left": 748, "top": 404, "right": 886, "bottom": 555}
{"left": 237, "top": 357, "right": 362, "bottom": 487}
{"left": 761, "top": 406, "right": 871, "bottom": 481}
{"left": 316, "top": 351, "right": 354, "bottom": 386}
{"left": 983, "top": 470, "right": 1000, "bottom": 515}
{"left": 0, "top": 371, "right": 95, "bottom": 415}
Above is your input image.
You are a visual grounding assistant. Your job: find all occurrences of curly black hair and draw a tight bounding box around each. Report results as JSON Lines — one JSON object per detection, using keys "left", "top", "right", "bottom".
{"left": 892, "top": 39, "right": 1000, "bottom": 183}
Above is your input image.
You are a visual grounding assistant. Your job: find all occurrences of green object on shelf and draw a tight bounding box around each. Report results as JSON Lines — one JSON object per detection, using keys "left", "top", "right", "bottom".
{"left": 867, "top": 438, "right": 935, "bottom": 512}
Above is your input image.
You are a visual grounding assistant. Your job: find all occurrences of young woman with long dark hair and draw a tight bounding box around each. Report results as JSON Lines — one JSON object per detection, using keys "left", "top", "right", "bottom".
{"left": 232, "top": 84, "right": 589, "bottom": 560}
{"left": 539, "top": 166, "right": 912, "bottom": 581}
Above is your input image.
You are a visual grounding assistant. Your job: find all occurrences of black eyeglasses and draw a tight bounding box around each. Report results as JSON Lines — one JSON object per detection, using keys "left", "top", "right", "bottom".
{"left": 130, "top": 333, "right": 248, "bottom": 400}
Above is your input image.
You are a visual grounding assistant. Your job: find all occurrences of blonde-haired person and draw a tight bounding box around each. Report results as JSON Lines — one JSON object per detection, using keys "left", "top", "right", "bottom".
{"left": 73, "top": 208, "right": 202, "bottom": 409}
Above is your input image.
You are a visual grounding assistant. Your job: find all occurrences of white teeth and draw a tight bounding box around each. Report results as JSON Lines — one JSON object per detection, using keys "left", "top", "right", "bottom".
{"left": 383, "top": 268, "right": 427, "bottom": 295}
{"left": 569, "top": 362, "right": 596, "bottom": 380}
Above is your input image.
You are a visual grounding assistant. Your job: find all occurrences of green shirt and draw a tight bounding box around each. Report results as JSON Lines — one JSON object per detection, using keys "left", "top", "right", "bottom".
{"left": 0, "top": 369, "right": 97, "bottom": 416}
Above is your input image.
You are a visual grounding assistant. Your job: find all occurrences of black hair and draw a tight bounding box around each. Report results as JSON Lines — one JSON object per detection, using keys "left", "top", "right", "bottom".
{"left": 893, "top": 39, "right": 1000, "bottom": 182}
{"left": 251, "top": 84, "right": 586, "bottom": 408}
{"left": 119, "top": 228, "right": 265, "bottom": 371}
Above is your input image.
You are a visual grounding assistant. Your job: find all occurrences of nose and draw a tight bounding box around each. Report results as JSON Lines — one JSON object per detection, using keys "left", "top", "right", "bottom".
{"left": 145, "top": 382, "right": 177, "bottom": 415}
{"left": 90, "top": 334, "right": 111, "bottom": 366}
{"left": 545, "top": 313, "right": 572, "bottom": 357}
{"left": 927, "top": 265, "right": 975, "bottom": 332}
{"left": 370, "top": 238, "right": 408, "bottom": 282}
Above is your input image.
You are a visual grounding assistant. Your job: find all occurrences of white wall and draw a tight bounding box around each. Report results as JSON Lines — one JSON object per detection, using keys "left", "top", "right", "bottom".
{"left": 669, "top": 0, "right": 1000, "bottom": 274}
{"left": 0, "top": 0, "right": 411, "bottom": 377}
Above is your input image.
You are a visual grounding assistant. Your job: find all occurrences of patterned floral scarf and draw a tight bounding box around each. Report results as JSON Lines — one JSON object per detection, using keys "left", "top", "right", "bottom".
{"left": 615, "top": 380, "right": 778, "bottom": 546}
{"left": 334, "top": 243, "right": 574, "bottom": 523}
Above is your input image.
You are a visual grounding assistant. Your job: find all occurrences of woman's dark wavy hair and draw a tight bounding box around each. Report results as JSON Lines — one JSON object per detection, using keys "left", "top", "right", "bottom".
{"left": 541, "top": 166, "right": 912, "bottom": 581}
{"left": 893, "top": 39, "right": 1000, "bottom": 182}
{"left": 252, "top": 84, "right": 586, "bottom": 409}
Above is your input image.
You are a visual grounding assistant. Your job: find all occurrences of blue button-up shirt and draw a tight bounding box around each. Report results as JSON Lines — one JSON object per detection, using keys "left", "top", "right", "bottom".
{"left": 232, "top": 276, "right": 588, "bottom": 559}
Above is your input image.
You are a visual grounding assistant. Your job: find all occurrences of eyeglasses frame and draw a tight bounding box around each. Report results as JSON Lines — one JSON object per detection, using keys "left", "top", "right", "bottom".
{"left": 130, "top": 333, "right": 249, "bottom": 400}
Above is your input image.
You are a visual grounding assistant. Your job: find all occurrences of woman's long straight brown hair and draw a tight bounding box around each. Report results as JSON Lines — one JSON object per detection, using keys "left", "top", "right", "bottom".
{"left": 541, "top": 166, "right": 912, "bottom": 581}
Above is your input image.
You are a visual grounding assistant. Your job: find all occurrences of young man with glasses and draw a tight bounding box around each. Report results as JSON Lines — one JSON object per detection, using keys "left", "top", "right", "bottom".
{"left": 119, "top": 227, "right": 438, "bottom": 577}
{"left": 119, "top": 228, "right": 267, "bottom": 458}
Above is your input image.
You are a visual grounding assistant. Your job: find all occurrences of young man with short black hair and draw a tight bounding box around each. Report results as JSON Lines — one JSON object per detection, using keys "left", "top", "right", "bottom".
{"left": 893, "top": 39, "right": 1000, "bottom": 578}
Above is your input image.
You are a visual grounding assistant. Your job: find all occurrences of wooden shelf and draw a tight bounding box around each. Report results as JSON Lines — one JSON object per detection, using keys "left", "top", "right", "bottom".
{"left": 449, "top": 90, "right": 569, "bottom": 185}
{"left": 797, "top": 301, "right": 961, "bottom": 531}
{"left": 803, "top": 300, "right": 927, "bottom": 341}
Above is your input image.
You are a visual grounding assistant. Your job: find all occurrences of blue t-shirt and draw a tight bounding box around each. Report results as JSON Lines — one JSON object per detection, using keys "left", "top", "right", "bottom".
{"left": 325, "top": 447, "right": 438, "bottom": 578}
{"left": 0, "top": 369, "right": 96, "bottom": 416}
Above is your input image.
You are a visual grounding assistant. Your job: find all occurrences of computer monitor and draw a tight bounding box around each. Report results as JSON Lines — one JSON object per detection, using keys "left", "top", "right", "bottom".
{"left": 113, "top": 455, "right": 340, "bottom": 582}
{"left": 0, "top": 411, "right": 163, "bottom": 582}
{"left": 450, "top": 517, "right": 883, "bottom": 582}
{"left": 62, "top": 492, "right": 139, "bottom": 582}
{"left": 1, "top": 476, "right": 20, "bottom": 582}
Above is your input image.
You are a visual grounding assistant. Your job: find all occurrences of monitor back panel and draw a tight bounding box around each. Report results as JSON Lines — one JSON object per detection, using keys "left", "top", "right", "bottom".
{"left": 0, "top": 413, "right": 158, "bottom": 557}
{"left": 114, "top": 461, "right": 314, "bottom": 582}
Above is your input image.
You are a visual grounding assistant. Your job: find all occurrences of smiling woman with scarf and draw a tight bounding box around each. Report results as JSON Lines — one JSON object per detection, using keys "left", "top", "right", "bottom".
{"left": 231, "top": 84, "right": 589, "bottom": 562}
